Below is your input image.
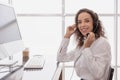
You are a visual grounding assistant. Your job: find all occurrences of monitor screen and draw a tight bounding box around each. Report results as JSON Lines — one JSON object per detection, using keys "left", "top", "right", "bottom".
{"left": 0, "top": 4, "right": 21, "bottom": 44}
{"left": 0, "top": 4, "right": 24, "bottom": 60}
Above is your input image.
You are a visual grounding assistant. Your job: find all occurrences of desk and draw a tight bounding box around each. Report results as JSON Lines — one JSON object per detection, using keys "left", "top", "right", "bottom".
{"left": 0, "top": 54, "right": 63, "bottom": 80}
{"left": 0, "top": 66, "right": 23, "bottom": 80}
{"left": 22, "top": 54, "right": 61, "bottom": 80}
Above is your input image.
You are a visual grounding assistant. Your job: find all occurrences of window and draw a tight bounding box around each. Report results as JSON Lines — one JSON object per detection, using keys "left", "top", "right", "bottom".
{"left": 65, "top": 0, "right": 114, "bottom": 14}
{"left": 0, "top": 0, "right": 8, "bottom": 4}
{"left": 0, "top": 0, "right": 119, "bottom": 79}
{"left": 118, "top": 0, "right": 120, "bottom": 13}
{"left": 118, "top": 17, "right": 120, "bottom": 66}
{"left": 13, "top": 0, "right": 62, "bottom": 14}
{"left": 17, "top": 17, "right": 62, "bottom": 56}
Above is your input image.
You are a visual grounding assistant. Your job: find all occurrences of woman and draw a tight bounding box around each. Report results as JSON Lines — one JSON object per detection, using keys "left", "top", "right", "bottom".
{"left": 57, "top": 8, "right": 111, "bottom": 80}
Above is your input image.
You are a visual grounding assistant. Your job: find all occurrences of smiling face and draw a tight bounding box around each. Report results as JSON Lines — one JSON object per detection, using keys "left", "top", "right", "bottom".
{"left": 77, "top": 12, "right": 94, "bottom": 37}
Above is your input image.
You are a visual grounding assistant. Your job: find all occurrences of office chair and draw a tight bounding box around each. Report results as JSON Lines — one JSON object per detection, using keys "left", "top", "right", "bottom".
{"left": 107, "top": 67, "right": 114, "bottom": 80}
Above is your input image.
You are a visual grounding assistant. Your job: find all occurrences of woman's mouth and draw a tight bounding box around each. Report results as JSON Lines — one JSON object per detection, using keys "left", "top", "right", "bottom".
{"left": 81, "top": 28, "right": 88, "bottom": 33}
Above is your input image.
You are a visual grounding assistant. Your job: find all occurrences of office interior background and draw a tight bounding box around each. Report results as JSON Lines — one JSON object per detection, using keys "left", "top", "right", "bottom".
{"left": 0, "top": 0, "right": 120, "bottom": 80}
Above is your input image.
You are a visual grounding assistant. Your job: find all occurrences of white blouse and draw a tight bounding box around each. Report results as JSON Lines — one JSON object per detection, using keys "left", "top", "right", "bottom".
{"left": 57, "top": 37, "right": 111, "bottom": 80}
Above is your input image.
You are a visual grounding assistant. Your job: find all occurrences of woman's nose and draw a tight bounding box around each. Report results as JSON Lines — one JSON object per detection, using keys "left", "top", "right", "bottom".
{"left": 81, "top": 22, "right": 85, "bottom": 27}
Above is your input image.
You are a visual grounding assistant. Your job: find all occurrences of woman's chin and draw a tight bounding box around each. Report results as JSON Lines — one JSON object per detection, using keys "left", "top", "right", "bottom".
{"left": 82, "top": 33, "right": 88, "bottom": 36}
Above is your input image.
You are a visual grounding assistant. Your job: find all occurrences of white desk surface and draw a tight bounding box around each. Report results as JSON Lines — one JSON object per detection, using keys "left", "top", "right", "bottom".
{"left": 22, "top": 54, "right": 58, "bottom": 80}
{"left": 0, "top": 66, "right": 23, "bottom": 80}
{"left": 0, "top": 71, "right": 10, "bottom": 79}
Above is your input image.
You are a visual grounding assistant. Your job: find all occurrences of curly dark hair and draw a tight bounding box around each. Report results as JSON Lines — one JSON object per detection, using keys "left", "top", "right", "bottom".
{"left": 74, "top": 8, "right": 106, "bottom": 48}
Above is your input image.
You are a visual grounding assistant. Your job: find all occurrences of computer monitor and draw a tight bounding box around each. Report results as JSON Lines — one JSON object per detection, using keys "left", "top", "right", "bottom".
{"left": 0, "top": 3, "right": 24, "bottom": 60}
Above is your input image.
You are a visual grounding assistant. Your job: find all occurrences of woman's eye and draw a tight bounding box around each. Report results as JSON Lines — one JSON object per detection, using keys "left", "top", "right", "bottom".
{"left": 77, "top": 21, "right": 81, "bottom": 24}
{"left": 85, "top": 20, "right": 90, "bottom": 23}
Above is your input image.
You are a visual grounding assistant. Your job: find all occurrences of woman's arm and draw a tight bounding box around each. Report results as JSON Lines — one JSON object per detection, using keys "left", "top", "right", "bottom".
{"left": 57, "top": 25, "right": 77, "bottom": 62}
{"left": 57, "top": 38, "right": 77, "bottom": 62}
{"left": 81, "top": 38, "right": 111, "bottom": 79}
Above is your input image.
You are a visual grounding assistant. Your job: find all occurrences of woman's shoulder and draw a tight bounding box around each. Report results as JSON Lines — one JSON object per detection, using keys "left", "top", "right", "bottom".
{"left": 97, "top": 36, "right": 108, "bottom": 42}
{"left": 95, "top": 36, "right": 110, "bottom": 47}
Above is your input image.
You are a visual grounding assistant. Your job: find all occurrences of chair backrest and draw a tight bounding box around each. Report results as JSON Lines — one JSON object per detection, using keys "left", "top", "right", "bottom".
{"left": 108, "top": 67, "right": 114, "bottom": 80}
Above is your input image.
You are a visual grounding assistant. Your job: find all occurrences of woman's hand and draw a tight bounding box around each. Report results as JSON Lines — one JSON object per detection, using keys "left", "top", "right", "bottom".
{"left": 83, "top": 32, "right": 95, "bottom": 48}
{"left": 64, "top": 24, "right": 77, "bottom": 38}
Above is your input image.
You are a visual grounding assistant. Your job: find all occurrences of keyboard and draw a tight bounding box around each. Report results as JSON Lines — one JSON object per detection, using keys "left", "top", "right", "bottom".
{"left": 24, "top": 55, "right": 45, "bottom": 70}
